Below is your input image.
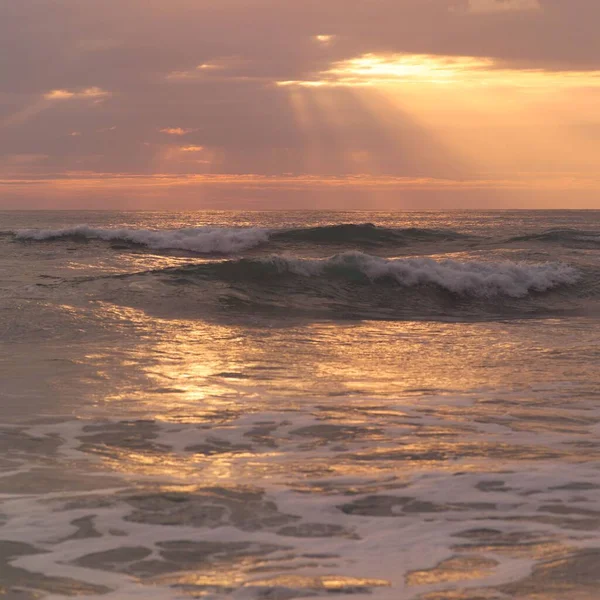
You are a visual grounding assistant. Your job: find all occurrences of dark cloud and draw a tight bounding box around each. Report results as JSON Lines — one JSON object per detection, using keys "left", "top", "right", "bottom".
{"left": 4, "top": 1, "right": 599, "bottom": 93}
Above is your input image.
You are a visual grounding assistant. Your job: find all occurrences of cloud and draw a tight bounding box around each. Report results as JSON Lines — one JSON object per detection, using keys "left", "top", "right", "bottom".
{"left": 178, "top": 145, "right": 204, "bottom": 152}
{"left": 277, "top": 52, "right": 600, "bottom": 88}
{"left": 44, "top": 87, "right": 110, "bottom": 100}
{"left": 1, "top": 0, "right": 600, "bottom": 208}
{"left": 465, "top": 0, "right": 541, "bottom": 13}
{"left": 314, "top": 34, "right": 336, "bottom": 46}
{"left": 2, "top": 171, "right": 600, "bottom": 210}
{"left": 159, "top": 127, "right": 194, "bottom": 135}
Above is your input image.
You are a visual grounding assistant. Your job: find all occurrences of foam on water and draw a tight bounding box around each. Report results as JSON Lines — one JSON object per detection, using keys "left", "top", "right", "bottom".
{"left": 12, "top": 223, "right": 472, "bottom": 255}
{"left": 14, "top": 223, "right": 600, "bottom": 257}
{"left": 33, "top": 253, "right": 584, "bottom": 330}
{"left": 234, "top": 253, "right": 581, "bottom": 297}
{"left": 14, "top": 225, "right": 270, "bottom": 254}
{"left": 2, "top": 386, "right": 600, "bottom": 599}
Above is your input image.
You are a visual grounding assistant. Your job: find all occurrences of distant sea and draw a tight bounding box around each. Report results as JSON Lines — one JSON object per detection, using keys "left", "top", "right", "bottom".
{"left": 1, "top": 210, "right": 600, "bottom": 599}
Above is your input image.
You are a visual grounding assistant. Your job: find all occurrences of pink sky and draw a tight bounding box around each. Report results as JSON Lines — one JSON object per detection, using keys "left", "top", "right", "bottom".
{"left": 2, "top": 0, "right": 600, "bottom": 208}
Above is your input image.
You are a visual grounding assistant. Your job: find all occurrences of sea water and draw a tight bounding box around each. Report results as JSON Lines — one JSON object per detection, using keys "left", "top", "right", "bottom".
{"left": 1, "top": 210, "right": 600, "bottom": 599}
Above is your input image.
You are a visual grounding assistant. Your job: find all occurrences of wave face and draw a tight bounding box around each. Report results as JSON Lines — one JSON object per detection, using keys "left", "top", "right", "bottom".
{"left": 14, "top": 223, "right": 600, "bottom": 257}
{"left": 14, "top": 225, "right": 270, "bottom": 254}
{"left": 105, "top": 252, "right": 585, "bottom": 322}
{"left": 508, "top": 229, "right": 600, "bottom": 247}
{"left": 161, "top": 253, "right": 580, "bottom": 298}
{"left": 13, "top": 223, "right": 469, "bottom": 254}
{"left": 11, "top": 220, "right": 596, "bottom": 320}
{"left": 271, "top": 223, "right": 468, "bottom": 245}
{"left": 11, "top": 220, "right": 592, "bottom": 320}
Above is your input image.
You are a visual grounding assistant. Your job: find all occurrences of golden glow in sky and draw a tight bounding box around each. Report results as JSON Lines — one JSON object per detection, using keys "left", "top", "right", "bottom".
{"left": 273, "top": 50, "right": 600, "bottom": 209}
{"left": 278, "top": 53, "right": 600, "bottom": 88}
{"left": 44, "top": 87, "right": 111, "bottom": 100}
{"left": 2, "top": 0, "right": 600, "bottom": 208}
{"left": 314, "top": 34, "right": 335, "bottom": 45}
{"left": 466, "top": 0, "right": 540, "bottom": 13}
{"left": 160, "top": 127, "right": 194, "bottom": 136}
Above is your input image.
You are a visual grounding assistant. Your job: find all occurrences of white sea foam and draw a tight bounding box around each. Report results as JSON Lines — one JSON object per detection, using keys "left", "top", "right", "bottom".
{"left": 4, "top": 393, "right": 600, "bottom": 600}
{"left": 260, "top": 252, "right": 580, "bottom": 297}
{"left": 15, "top": 225, "right": 270, "bottom": 254}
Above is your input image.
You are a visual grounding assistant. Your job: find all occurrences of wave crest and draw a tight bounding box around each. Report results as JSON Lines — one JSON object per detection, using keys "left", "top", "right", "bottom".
{"left": 508, "top": 229, "right": 600, "bottom": 246}
{"left": 163, "top": 252, "right": 580, "bottom": 298}
{"left": 14, "top": 223, "right": 469, "bottom": 254}
{"left": 272, "top": 223, "right": 467, "bottom": 245}
{"left": 15, "top": 225, "right": 270, "bottom": 254}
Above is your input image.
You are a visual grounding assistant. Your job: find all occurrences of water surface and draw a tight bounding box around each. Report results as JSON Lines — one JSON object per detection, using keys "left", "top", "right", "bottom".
{"left": 1, "top": 210, "right": 600, "bottom": 599}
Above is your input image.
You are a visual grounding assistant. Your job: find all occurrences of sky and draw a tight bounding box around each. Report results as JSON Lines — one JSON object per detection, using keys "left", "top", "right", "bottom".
{"left": 1, "top": 0, "right": 600, "bottom": 209}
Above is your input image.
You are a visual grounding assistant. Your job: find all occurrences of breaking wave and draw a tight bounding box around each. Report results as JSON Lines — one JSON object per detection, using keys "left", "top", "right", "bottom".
{"left": 153, "top": 252, "right": 580, "bottom": 299}
{"left": 13, "top": 223, "right": 469, "bottom": 254}
{"left": 14, "top": 225, "right": 270, "bottom": 254}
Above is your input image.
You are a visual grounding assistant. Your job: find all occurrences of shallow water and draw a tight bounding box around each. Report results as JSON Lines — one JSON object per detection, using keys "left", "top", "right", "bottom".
{"left": 1, "top": 210, "right": 600, "bottom": 599}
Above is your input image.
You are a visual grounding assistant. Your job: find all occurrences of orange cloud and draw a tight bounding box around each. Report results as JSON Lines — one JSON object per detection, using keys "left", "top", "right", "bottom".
{"left": 466, "top": 0, "right": 541, "bottom": 13}
{"left": 3, "top": 172, "right": 600, "bottom": 209}
{"left": 160, "top": 127, "right": 194, "bottom": 135}
{"left": 2, "top": 172, "right": 600, "bottom": 191}
{"left": 179, "top": 145, "right": 204, "bottom": 152}
{"left": 277, "top": 53, "right": 600, "bottom": 88}
{"left": 44, "top": 87, "right": 111, "bottom": 100}
{"left": 314, "top": 34, "right": 335, "bottom": 45}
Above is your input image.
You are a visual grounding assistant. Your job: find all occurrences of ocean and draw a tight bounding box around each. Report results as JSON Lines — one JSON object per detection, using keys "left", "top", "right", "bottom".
{"left": 1, "top": 210, "right": 599, "bottom": 600}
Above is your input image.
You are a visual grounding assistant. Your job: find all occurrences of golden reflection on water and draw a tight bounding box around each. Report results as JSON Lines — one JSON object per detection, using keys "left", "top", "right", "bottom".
{"left": 154, "top": 569, "right": 247, "bottom": 590}
{"left": 406, "top": 556, "right": 498, "bottom": 586}
{"left": 89, "top": 304, "right": 248, "bottom": 417}
{"left": 244, "top": 574, "right": 391, "bottom": 591}
{"left": 155, "top": 569, "right": 392, "bottom": 594}
{"left": 101, "top": 448, "right": 283, "bottom": 482}
{"left": 67, "top": 302, "right": 598, "bottom": 491}
{"left": 90, "top": 302, "right": 536, "bottom": 419}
